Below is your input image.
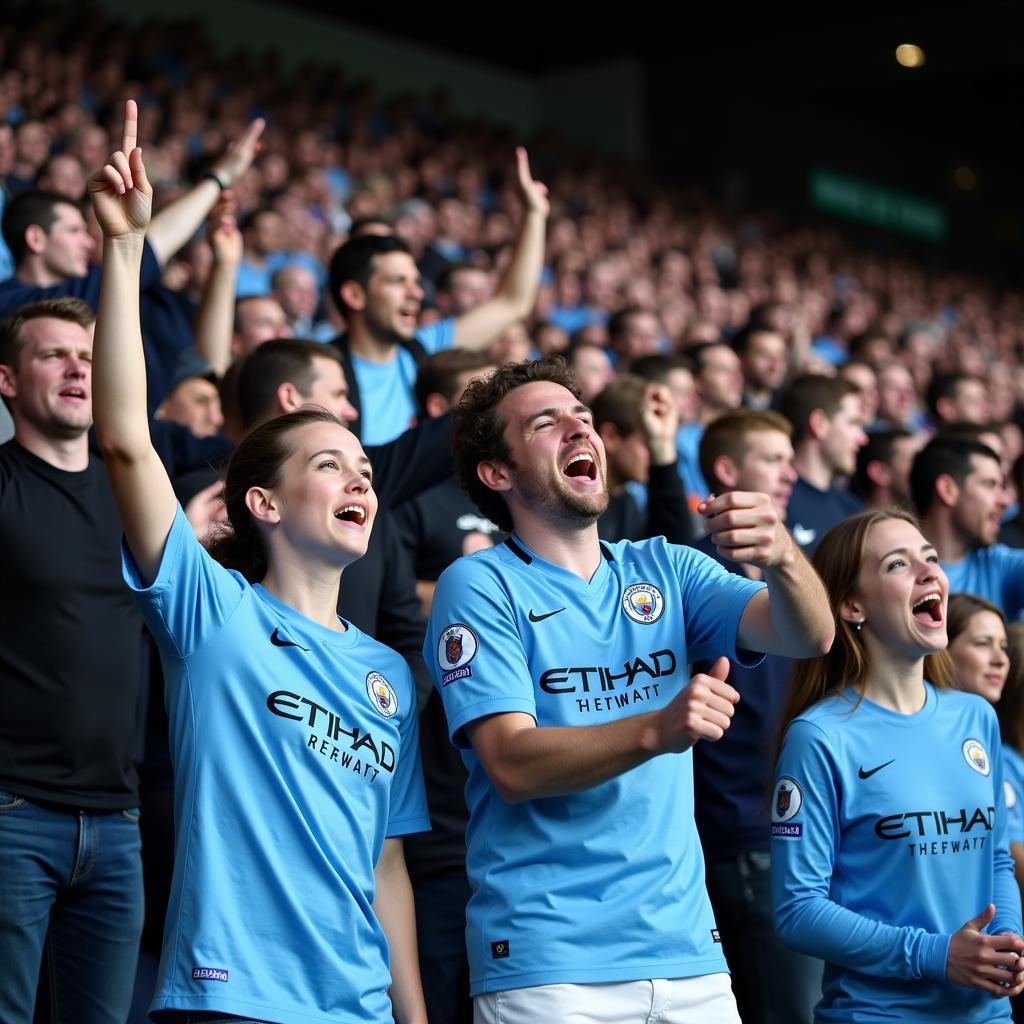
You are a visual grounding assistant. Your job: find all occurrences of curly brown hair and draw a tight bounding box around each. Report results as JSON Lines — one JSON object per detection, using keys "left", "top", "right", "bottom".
{"left": 452, "top": 355, "right": 582, "bottom": 533}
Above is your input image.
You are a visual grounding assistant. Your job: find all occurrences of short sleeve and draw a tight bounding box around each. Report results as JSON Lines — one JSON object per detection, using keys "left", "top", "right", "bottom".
{"left": 415, "top": 317, "right": 456, "bottom": 354}
{"left": 385, "top": 662, "right": 431, "bottom": 838}
{"left": 669, "top": 542, "right": 766, "bottom": 665}
{"left": 996, "top": 547, "right": 1024, "bottom": 620}
{"left": 122, "top": 504, "right": 246, "bottom": 658}
{"left": 425, "top": 556, "right": 535, "bottom": 747}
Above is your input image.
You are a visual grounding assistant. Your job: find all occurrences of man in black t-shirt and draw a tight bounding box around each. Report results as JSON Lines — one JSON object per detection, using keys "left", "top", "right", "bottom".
{"left": 0, "top": 297, "right": 145, "bottom": 1024}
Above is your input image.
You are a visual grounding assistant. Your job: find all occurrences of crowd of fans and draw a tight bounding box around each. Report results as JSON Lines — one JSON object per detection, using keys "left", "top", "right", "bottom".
{"left": 4, "top": 6, "right": 1024, "bottom": 1024}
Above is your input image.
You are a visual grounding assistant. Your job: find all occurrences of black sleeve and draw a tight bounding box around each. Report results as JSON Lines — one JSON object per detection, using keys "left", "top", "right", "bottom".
{"left": 374, "top": 517, "right": 435, "bottom": 714}
{"left": 365, "top": 412, "right": 454, "bottom": 510}
{"left": 645, "top": 461, "right": 700, "bottom": 545}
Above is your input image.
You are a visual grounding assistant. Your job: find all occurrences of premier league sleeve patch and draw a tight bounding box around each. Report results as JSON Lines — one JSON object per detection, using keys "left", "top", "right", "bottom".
{"left": 437, "top": 623, "right": 479, "bottom": 686}
{"left": 771, "top": 776, "right": 803, "bottom": 838}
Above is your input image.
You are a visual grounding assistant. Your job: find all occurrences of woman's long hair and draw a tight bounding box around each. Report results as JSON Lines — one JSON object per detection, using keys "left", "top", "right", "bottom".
{"left": 207, "top": 408, "right": 343, "bottom": 583}
{"left": 772, "top": 508, "right": 956, "bottom": 772}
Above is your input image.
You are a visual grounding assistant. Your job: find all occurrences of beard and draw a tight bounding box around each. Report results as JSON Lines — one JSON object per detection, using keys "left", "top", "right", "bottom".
{"left": 511, "top": 459, "right": 610, "bottom": 527}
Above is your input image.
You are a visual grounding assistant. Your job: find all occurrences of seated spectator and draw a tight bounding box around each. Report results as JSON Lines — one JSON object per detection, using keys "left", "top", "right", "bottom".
{"left": 435, "top": 262, "right": 492, "bottom": 318}
{"left": 873, "top": 360, "right": 922, "bottom": 430}
{"left": 35, "top": 153, "right": 86, "bottom": 202}
{"left": 911, "top": 437, "right": 1024, "bottom": 619}
{"left": 838, "top": 359, "right": 879, "bottom": 426}
{"left": 849, "top": 427, "right": 925, "bottom": 511}
{"left": 153, "top": 351, "right": 223, "bottom": 439}
{"left": 231, "top": 294, "right": 291, "bottom": 357}
{"left": 779, "top": 374, "right": 866, "bottom": 553}
{"left": 590, "top": 373, "right": 694, "bottom": 544}
{"left": 607, "top": 305, "right": 662, "bottom": 371}
{"left": 235, "top": 205, "right": 288, "bottom": 298}
{"left": 271, "top": 263, "right": 321, "bottom": 338}
{"left": 632, "top": 353, "right": 700, "bottom": 428}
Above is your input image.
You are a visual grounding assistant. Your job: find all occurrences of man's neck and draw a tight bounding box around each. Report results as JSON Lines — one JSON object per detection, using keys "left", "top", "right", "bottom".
{"left": 792, "top": 445, "right": 833, "bottom": 491}
{"left": 512, "top": 515, "right": 603, "bottom": 583}
{"left": 14, "top": 425, "right": 90, "bottom": 472}
{"left": 699, "top": 402, "right": 729, "bottom": 426}
{"left": 743, "top": 387, "right": 771, "bottom": 411}
{"left": 16, "top": 261, "right": 64, "bottom": 288}
{"left": 921, "top": 510, "right": 970, "bottom": 564}
{"left": 347, "top": 320, "right": 398, "bottom": 364}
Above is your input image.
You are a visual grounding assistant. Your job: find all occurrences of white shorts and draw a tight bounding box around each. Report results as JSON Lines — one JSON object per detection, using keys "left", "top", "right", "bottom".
{"left": 474, "top": 973, "right": 740, "bottom": 1024}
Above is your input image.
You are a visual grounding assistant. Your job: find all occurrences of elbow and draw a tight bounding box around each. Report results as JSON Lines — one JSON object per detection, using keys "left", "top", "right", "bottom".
{"left": 814, "top": 623, "right": 836, "bottom": 656}
{"left": 491, "top": 769, "right": 533, "bottom": 806}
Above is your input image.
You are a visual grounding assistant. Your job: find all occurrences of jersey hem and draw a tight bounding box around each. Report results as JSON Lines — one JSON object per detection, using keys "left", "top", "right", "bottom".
{"left": 150, "top": 994, "right": 390, "bottom": 1024}
{"left": 468, "top": 955, "right": 729, "bottom": 995}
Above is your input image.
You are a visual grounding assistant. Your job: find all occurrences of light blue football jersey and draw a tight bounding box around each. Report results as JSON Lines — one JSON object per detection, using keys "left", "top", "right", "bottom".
{"left": 1003, "top": 745, "right": 1024, "bottom": 845}
{"left": 772, "top": 684, "right": 1021, "bottom": 1023}
{"left": 426, "top": 533, "right": 765, "bottom": 995}
{"left": 124, "top": 507, "right": 430, "bottom": 1024}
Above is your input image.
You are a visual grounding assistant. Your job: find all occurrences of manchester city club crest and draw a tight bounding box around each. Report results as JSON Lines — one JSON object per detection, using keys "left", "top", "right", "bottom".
{"left": 437, "top": 623, "right": 478, "bottom": 686}
{"left": 365, "top": 672, "right": 398, "bottom": 718}
{"left": 771, "top": 776, "right": 803, "bottom": 838}
{"left": 622, "top": 582, "right": 665, "bottom": 624}
{"left": 962, "top": 738, "right": 990, "bottom": 776}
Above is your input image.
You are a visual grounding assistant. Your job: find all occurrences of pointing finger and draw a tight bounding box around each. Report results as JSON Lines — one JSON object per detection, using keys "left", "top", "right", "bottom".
{"left": 122, "top": 99, "right": 138, "bottom": 156}
{"left": 516, "top": 146, "right": 532, "bottom": 187}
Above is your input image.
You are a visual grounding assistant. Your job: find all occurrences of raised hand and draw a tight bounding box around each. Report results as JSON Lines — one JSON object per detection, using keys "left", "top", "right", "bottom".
{"left": 515, "top": 147, "right": 549, "bottom": 217}
{"left": 211, "top": 118, "right": 265, "bottom": 188}
{"left": 946, "top": 905, "right": 1024, "bottom": 996}
{"left": 207, "top": 191, "right": 242, "bottom": 265}
{"left": 88, "top": 99, "right": 152, "bottom": 239}
{"left": 653, "top": 657, "right": 737, "bottom": 754}
{"left": 700, "top": 490, "right": 794, "bottom": 568}
{"left": 640, "top": 382, "right": 679, "bottom": 465}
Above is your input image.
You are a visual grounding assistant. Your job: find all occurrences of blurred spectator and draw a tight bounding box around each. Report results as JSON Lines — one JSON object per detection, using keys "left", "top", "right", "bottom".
{"left": 6, "top": 120, "right": 50, "bottom": 196}
{"left": 912, "top": 437, "right": 1024, "bottom": 619}
{"left": 566, "top": 339, "right": 615, "bottom": 404}
{"left": 732, "top": 324, "right": 788, "bottom": 411}
{"left": 235, "top": 206, "right": 288, "bottom": 298}
{"left": 780, "top": 374, "right": 866, "bottom": 553}
{"left": 153, "top": 351, "right": 223, "bottom": 439}
{"left": 231, "top": 294, "right": 291, "bottom": 357}
{"left": 607, "top": 306, "right": 661, "bottom": 372}
{"left": 838, "top": 359, "right": 879, "bottom": 426}
{"left": 926, "top": 373, "right": 990, "bottom": 430}
{"left": 874, "top": 360, "right": 921, "bottom": 431}
{"left": 271, "top": 263, "right": 321, "bottom": 338}
{"left": 849, "top": 427, "right": 925, "bottom": 511}
{"left": 435, "top": 262, "right": 492, "bottom": 318}
{"left": 35, "top": 153, "right": 86, "bottom": 202}
{"left": 1001, "top": 454, "right": 1024, "bottom": 549}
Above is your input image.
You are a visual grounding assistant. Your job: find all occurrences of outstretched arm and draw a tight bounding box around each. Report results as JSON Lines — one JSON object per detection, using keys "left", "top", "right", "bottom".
{"left": 91, "top": 100, "right": 178, "bottom": 584}
{"left": 146, "top": 119, "right": 264, "bottom": 268}
{"left": 451, "top": 148, "right": 548, "bottom": 351}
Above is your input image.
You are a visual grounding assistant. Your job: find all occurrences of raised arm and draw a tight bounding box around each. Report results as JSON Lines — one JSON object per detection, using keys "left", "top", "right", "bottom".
{"left": 146, "top": 118, "right": 264, "bottom": 268}
{"left": 450, "top": 148, "right": 548, "bottom": 351}
{"left": 701, "top": 490, "right": 835, "bottom": 658}
{"left": 194, "top": 191, "right": 242, "bottom": 376}
{"left": 90, "top": 100, "right": 178, "bottom": 583}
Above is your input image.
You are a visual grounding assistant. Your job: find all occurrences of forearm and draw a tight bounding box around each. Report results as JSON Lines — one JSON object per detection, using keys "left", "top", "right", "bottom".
{"left": 373, "top": 844, "right": 428, "bottom": 1024}
{"left": 94, "top": 237, "right": 152, "bottom": 458}
{"left": 775, "top": 892, "right": 949, "bottom": 982}
{"left": 148, "top": 179, "right": 220, "bottom": 267}
{"left": 473, "top": 712, "right": 664, "bottom": 804}
{"left": 194, "top": 259, "right": 238, "bottom": 376}
{"left": 761, "top": 544, "right": 834, "bottom": 657}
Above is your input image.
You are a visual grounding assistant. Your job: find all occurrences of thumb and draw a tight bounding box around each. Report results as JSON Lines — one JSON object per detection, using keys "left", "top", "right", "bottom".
{"left": 708, "top": 656, "right": 731, "bottom": 683}
{"left": 965, "top": 903, "right": 996, "bottom": 932}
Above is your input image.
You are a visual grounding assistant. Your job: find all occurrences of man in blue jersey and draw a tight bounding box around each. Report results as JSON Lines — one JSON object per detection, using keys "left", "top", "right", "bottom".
{"left": 425, "top": 356, "right": 834, "bottom": 1022}
{"left": 912, "top": 437, "right": 1024, "bottom": 619}
{"left": 327, "top": 149, "right": 548, "bottom": 446}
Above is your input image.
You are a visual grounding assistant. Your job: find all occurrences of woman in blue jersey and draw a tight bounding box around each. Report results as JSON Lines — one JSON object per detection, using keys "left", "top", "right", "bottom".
{"left": 947, "top": 594, "right": 1024, "bottom": 881}
{"left": 89, "top": 103, "right": 429, "bottom": 1024}
{"left": 771, "top": 509, "right": 1024, "bottom": 1023}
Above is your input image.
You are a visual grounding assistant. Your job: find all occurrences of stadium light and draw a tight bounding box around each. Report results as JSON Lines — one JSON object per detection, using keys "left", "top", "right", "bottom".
{"left": 895, "top": 43, "right": 925, "bottom": 68}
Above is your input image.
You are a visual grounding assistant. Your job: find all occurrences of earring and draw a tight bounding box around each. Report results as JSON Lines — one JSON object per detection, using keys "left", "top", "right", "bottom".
{"left": 854, "top": 621, "right": 863, "bottom": 631}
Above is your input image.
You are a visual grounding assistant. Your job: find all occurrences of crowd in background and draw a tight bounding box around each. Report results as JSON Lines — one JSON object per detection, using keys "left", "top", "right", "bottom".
{"left": 4, "top": 7, "right": 1024, "bottom": 1024}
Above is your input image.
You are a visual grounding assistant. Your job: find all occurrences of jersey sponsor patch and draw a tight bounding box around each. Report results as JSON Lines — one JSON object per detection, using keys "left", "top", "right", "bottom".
{"left": 192, "top": 966, "right": 228, "bottom": 982}
{"left": 438, "top": 623, "right": 478, "bottom": 685}
{"left": 962, "top": 738, "right": 990, "bottom": 776}
{"left": 771, "top": 776, "right": 803, "bottom": 838}
{"left": 622, "top": 583, "right": 665, "bottom": 624}
{"left": 365, "top": 672, "right": 398, "bottom": 718}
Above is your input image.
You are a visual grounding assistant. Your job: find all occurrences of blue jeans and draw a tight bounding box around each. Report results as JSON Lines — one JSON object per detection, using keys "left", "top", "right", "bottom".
{"left": 705, "top": 851, "right": 823, "bottom": 1024}
{"left": 0, "top": 790, "right": 144, "bottom": 1024}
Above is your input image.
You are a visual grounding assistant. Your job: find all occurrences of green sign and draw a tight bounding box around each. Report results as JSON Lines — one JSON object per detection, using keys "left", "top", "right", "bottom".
{"left": 810, "top": 169, "right": 947, "bottom": 242}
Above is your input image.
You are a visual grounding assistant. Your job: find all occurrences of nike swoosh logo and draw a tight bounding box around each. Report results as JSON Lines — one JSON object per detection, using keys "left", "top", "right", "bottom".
{"left": 270, "top": 628, "right": 308, "bottom": 651}
{"left": 528, "top": 608, "right": 566, "bottom": 623}
{"left": 858, "top": 759, "right": 894, "bottom": 779}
